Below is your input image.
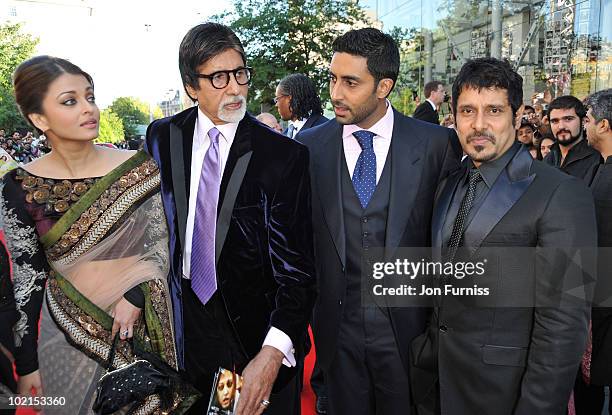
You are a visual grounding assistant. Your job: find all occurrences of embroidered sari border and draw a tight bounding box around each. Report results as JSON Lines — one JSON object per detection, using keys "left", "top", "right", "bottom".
{"left": 142, "top": 282, "right": 168, "bottom": 361}
{"left": 53, "top": 271, "right": 113, "bottom": 330}
{"left": 40, "top": 150, "right": 149, "bottom": 249}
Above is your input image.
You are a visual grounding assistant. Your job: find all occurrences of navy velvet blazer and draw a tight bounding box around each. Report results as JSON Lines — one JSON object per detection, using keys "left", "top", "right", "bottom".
{"left": 144, "top": 107, "right": 316, "bottom": 382}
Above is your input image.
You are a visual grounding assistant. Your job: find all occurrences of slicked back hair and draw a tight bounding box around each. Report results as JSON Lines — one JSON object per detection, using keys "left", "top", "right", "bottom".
{"left": 452, "top": 58, "right": 523, "bottom": 120}
{"left": 332, "top": 28, "right": 400, "bottom": 94}
{"left": 179, "top": 22, "right": 246, "bottom": 98}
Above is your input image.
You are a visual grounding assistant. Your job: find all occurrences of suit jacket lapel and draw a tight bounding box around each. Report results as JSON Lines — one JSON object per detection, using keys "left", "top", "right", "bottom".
{"left": 216, "top": 115, "right": 254, "bottom": 263}
{"left": 170, "top": 107, "right": 197, "bottom": 251}
{"left": 314, "top": 121, "right": 346, "bottom": 268}
{"left": 432, "top": 167, "right": 464, "bottom": 249}
{"left": 463, "top": 147, "right": 536, "bottom": 254}
{"left": 384, "top": 112, "right": 426, "bottom": 260}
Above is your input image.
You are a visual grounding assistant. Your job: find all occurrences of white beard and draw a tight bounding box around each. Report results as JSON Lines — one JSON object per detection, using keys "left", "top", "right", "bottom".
{"left": 218, "top": 95, "right": 247, "bottom": 123}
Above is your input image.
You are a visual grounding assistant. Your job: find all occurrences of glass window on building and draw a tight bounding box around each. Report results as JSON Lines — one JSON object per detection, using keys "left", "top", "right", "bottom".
{"left": 365, "top": 0, "right": 611, "bottom": 112}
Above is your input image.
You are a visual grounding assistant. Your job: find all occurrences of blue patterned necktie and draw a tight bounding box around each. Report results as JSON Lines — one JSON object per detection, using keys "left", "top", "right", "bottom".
{"left": 286, "top": 123, "right": 295, "bottom": 139}
{"left": 190, "top": 127, "right": 221, "bottom": 304}
{"left": 352, "top": 130, "right": 377, "bottom": 209}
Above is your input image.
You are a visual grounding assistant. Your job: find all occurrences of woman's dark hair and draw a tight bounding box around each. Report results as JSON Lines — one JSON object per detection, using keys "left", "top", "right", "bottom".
{"left": 278, "top": 74, "right": 323, "bottom": 119}
{"left": 332, "top": 28, "right": 400, "bottom": 93}
{"left": 13, "top": 55, "right": 93, "bottom": 133}
{"left": 452, "top": 58, "right": 523, "bottom": 121}
{"left": 179, "top": 22, "right": 246, "bottom": 98}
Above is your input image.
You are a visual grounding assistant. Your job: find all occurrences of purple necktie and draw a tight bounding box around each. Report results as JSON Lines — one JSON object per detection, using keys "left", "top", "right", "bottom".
{"left": 190, "top": 127, "right": 221, "bottom": 304}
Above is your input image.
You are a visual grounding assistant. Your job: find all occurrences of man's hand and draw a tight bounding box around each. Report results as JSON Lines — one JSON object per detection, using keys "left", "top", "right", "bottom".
{"left": 111, "top": 297, "right": 141, "bottom": 340}
{"left": 235, "top": 346, "right": 284, "bottom": 415}
{"left": 17, "top": 370, "right": 43, "bottom": 412}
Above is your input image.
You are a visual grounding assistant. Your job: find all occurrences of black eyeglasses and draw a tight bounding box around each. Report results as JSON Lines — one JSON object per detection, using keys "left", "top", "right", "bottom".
{"left": 195, "top": 67, "right": 252, "bottom": 89}
{"left": 273, "top": 95, "right": 289, "bottom": 104}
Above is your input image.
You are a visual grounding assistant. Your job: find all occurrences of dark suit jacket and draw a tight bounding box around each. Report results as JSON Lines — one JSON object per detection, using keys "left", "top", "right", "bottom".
{"left": 413, "top": 101, "right": 440, "bottom": 125}
{"left": 587, "top": 157, "right": 612, "bottom": 385}
{"left": 144, "top": 107, "right": 316, "bottom": 387}
{"left": 282, "top": 113, "right": 328, "bottom": 137}
{"left": 412, "top": 147, "right": 597, "bottom": 415}
{"left": 297, "top": 109, "right": 462, "bottom": 374}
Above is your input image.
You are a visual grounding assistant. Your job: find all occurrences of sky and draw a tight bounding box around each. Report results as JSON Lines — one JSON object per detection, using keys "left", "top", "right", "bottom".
{"left": 6, "top": 0, "right": 233, "bottom": 108}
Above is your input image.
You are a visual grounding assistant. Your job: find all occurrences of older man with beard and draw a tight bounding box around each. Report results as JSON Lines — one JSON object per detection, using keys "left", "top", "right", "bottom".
{"left": 544, "top": 95, "right": 601, "bottom": 179}
{"left": 145, "top": 22, "right": 316, "bottom": 415}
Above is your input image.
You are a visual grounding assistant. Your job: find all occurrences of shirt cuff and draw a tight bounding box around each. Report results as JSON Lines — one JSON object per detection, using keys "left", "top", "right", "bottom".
{"left": 262, "top": 327, "right": 296, "bottom": 367}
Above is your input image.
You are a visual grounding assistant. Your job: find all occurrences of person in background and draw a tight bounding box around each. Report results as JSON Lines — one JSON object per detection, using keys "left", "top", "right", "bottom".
{"left": 544, "top": 95, "right": 601, "bottom": 180}
{"left": 413, "top": 80, "right": 446, "bottom": 124}
{"left": 575, "top": 88, "right": 612, "bottom": 415}
{"left": 540, "top": 135, "right": 555, "bottom": 159}
{"left": 256, "top": 112, "right": 283, "bottom": 133}
{"left": 275, "top": 73, "right": 327, "bottom": 139}
{"left": 517, "top": 118, "right": 536, "bottom": 145}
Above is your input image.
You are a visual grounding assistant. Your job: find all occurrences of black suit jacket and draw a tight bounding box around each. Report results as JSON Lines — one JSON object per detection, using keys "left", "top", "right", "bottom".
{"left": 587, "top": 157, "right": 612, "bottom": 385}
{"left": 144, "top": 107, "right": 316, "bottom": 386}
{"left": 413, "top": 101, "right": 440, "bottom": 125}
{"left": 297, "top": 109, "right": 462, "bottom": 373}
{"left": 412, "top": 147, "right": 597, "bottom": 415}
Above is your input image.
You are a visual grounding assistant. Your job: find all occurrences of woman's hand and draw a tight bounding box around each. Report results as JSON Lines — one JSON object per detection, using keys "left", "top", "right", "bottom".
{"left": 18, "top": 370, "right": 43, "bottom": 411}
{"left": 111, "top": 297, "right": 141, "bottom": 340}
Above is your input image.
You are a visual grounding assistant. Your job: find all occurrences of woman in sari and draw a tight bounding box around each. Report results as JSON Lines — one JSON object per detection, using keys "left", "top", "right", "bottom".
{"left": 0, "top": 56, "right": 195, "bottom": 414}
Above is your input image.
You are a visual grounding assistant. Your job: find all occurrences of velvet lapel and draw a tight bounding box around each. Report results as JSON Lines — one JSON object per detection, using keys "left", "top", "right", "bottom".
{"left": 313, "top": 120, "right": 346, "bottom": 268}
{"left": 462, "top": 147, "right": 536, "bottom": 255}
{"left": 169, "top": 107, "right": 197, "bottom": 251}
{"left": 215, "top": 115, "right": 254, "bottom": 263}
{"left": 384, "top": 111, "right": 427, "bottom": 260}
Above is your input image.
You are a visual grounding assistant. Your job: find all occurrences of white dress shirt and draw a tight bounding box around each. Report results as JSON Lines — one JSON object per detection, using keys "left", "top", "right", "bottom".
{"left": 342, "top": 100, "right": 394, "bottom": 182}
{"left": 426, "top": 98, "right": 437, "bottom": 112}
{"left": 183, "top": 107, "right": 295, "bottom": 367}
{"left": 289, "top": 118, "right": 307, "bottom": 138}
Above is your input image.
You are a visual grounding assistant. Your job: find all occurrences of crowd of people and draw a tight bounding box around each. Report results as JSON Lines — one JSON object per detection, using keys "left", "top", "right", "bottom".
{"left": 0, "top": 129, "right": 49, "bottom": 165}
{"left": 0, "top": 21, "right": 611, "bottom": 415}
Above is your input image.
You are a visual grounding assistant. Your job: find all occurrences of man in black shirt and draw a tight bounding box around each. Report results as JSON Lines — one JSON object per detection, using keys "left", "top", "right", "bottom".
{"left": 544, "top": 95, "right": 601, "bottom": 179}
{"left": 577, "top": 88, "right": 612, "bottom": 415}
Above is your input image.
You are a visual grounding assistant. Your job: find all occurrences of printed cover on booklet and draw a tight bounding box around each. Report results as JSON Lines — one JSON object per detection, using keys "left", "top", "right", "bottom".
{"left": 207, "top": 367, "right": 242, "bottom": 414}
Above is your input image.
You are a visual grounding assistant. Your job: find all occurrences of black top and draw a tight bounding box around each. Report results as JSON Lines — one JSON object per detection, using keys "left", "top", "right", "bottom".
{"left": 544, "top": 138, "right": 602, "bottom": 180}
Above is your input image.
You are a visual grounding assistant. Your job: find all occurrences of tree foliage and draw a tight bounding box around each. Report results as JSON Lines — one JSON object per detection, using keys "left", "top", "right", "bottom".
{"left": 212, "top": 0, "right": 370, "bottom": 113}
{"left": 109, "top": 96, "right": 162, "bottom": 138}
{"left": 97, "top": 108, "right": 125, "bottom": 144}
{"left": 388, "top": 26, "right": 425, "bottom": 115}
{"left": 0, "top": 22, "right": 39, "bottom": 132}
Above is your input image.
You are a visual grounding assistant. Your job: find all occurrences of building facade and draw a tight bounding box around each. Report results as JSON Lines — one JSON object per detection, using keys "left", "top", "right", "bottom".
{"left": 365, "top": 0, "right": 611, "bottom": 104}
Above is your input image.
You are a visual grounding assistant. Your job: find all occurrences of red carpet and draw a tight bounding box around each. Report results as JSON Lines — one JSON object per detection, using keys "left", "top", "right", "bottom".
{"left": 301, "top": 327, "right": 318, "bottom": 415}
{"left": 17, "top": 327, "right": 319, "bottom": 415}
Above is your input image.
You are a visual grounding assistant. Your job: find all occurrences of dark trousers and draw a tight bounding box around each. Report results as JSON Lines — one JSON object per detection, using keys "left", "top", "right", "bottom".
{"left": 573, "top": 372, "right": 610, "bottom": 415}
{"left": 310, "top": 359, "right": 327, "bottom": 398}
{"left": 326, "top": 305, "right": 412, "bottom": 415}
{"left": 181, "top": 280, "right": 300, "bottom": 415}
